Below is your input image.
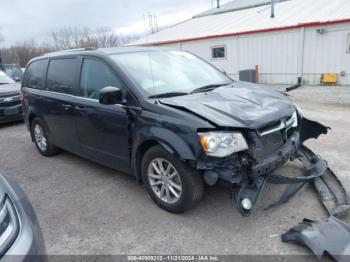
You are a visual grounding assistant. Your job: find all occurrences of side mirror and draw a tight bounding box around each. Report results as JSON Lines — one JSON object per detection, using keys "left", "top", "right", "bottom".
{"left": 99, "top": 86, "right": 126, "bottom": 105}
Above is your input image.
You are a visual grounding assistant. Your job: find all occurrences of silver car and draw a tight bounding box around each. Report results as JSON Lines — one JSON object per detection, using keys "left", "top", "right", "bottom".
{"left": 0, "top": 171, "right": 46, "bottom": 261}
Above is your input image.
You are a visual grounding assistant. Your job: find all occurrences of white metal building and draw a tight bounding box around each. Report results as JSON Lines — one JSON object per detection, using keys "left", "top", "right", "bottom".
{"left": 133, "top": 0, "right": 350, "bottom": 85}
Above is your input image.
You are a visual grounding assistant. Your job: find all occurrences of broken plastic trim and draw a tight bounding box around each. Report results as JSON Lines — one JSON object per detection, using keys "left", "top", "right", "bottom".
{"left": 298, "top": 146, "right": 350, "bottom": 217}
{"left": 282, "top": 217, "right": 350, "bottom": 262}
{"left": 263, "top": 145, "right": 350, "bottom": 216}
{"left": 232, "top": 118, "right": 349, "bottom": 217}
{"left": 300, "top": 118, "right": 330, "bottom": 142}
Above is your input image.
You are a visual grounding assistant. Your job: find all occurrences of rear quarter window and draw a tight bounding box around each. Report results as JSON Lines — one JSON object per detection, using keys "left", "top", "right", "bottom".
{"left": 22, "top": 59, "right": 48, "bottom": 89}
{"left": 47, "top": 58, "right": 78, "bottom": 94}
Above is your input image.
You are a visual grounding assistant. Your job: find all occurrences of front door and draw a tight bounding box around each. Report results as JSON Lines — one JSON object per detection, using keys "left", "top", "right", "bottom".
{"left": 75, "top": 57, "right": 130, "bottom": 172}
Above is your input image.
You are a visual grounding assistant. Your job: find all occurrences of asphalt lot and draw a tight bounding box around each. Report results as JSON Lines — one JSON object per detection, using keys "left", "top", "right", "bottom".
{"left": 0, "top": 85, "right": 349, "bottom": 256}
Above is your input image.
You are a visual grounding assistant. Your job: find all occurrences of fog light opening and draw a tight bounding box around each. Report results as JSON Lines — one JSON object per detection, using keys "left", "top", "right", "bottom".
{"left": 241, "top": 198, "right": 252, "bottom": 210}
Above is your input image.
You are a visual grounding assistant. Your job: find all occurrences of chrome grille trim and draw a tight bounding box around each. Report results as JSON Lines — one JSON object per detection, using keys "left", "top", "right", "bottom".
{"left": 258, "top": 112, "right": 298, "bottom": 136}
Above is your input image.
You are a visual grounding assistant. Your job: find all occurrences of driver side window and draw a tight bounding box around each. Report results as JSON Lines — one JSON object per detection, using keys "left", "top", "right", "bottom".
{"left": 80, "top": 58, "right": 122, "bottom": 99}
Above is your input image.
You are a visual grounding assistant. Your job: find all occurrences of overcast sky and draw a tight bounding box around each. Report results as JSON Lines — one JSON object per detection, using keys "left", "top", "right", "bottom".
{"left": 0, "top": 0, "right": 232, "bottom": 47}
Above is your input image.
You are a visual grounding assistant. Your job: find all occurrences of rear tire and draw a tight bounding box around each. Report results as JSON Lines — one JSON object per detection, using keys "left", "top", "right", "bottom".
{"left": 142, "top": 145, "right": 203, "bottom": 213}
{"left": 31, "top": 118, "right": 59, "bottom": 156}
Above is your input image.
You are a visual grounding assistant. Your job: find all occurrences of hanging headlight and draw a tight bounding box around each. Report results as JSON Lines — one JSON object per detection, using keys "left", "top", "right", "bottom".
{"left": 0, "top": 196, "right": 19, "bottom": 257}
{"left": 199, "top": 132, "right": 248, "bottom": 157}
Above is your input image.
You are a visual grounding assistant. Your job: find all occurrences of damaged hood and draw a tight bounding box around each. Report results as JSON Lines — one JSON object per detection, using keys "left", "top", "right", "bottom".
{"left": 159, "top": 82, "right": 296, "bottom": 129}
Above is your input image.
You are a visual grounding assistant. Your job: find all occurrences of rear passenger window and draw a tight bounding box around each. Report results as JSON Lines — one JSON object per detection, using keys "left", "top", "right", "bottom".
{"left": 47, "top": 58, "right": 77, "bottom": 94}
{"left": 22, "top": 59, "right": 47, "bottom": 89}
{"left": 80, "top": 58, "right": 122, "bottom": 99}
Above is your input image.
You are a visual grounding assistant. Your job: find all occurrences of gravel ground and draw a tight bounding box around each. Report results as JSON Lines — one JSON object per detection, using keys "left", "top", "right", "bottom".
{"left": 0, "top": 85, "right": 349, "bottom": 256}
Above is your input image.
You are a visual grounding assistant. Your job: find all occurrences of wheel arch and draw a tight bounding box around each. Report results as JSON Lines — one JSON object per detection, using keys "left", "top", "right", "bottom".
{"left": 28, "top": 113, "right": 37, "bottom": 141}
{"left": 132, "top": 128, "right": 197, "bottom": 184}
{"left": 29, "top": 114, "right": 52, "bottom": 142}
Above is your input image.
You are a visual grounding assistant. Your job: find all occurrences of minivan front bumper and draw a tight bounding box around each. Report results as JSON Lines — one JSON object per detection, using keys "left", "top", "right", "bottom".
{"left": 201, "top": 118, "right": 350, "bottom": 217}
{"left": 0, "top": 105, "right": 23, "bottom": 124}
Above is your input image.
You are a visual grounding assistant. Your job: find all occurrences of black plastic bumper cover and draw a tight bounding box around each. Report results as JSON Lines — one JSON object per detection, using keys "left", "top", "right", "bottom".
{"left": 282, "top": 217, "right": 350, "bottom": 262}
{"left": 263, "top": 145, "right": 350, "bottom": 217}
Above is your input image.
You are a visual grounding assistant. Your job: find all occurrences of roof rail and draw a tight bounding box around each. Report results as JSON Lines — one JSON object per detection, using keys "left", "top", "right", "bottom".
{"left": 44, "top": 47, "right": 98, "bottom": 56}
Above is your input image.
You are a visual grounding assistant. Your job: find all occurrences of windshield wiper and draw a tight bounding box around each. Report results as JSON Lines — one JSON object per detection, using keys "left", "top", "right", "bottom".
{"left": 148, "top": 91, "right": 189, "bottom": 99}
{"left": 148, "top": 82, "right": 232, "bottom": 98}
{"left": 190, "top": 83, "right": 232, "bottom": 94}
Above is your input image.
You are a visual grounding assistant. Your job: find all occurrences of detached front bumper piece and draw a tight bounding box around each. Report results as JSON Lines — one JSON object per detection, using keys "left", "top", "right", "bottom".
{"left": 233, "top": 118, "right": 350, "bottom": 217}
{"left": 264, "top": 145, "right": 350, "bottom": 217}
{"left": 282, "top": 217, "right": 350, "bottom": 262}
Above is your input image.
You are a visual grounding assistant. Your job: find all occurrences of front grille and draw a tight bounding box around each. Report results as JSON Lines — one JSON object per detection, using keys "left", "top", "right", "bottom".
{"left": 251, "top": 131, "right": 284, "bottom": 158}
{"left": 0, "top": 95, "right": 21, "bottom": 108}
{"left": 249, "top": 132, "right": 300, "bottom": 176}
{"left": 247, "top": 112, "right": 299, "bottom": 170}
{"left": 257, "top": 112, "right": 297, "bottom": 137}
{"left": 0, "top": 106, "right": 22, "bottom": 116}
{"left": 0, "top": 101, "right": 21, "bottom": 108}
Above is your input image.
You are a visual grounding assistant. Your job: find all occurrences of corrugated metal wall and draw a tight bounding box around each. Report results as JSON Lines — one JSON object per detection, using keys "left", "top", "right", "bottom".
{"left": 162, "top": 23, "right": 350, "bottom": 85}
{"left": 303, "top": 23, "right": 350, "bottom": 85}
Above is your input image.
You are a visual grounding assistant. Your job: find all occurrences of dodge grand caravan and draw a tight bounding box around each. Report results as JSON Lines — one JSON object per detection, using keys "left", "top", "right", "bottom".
{"left": 22, "top": 47, "right": 349, "bottom": 216}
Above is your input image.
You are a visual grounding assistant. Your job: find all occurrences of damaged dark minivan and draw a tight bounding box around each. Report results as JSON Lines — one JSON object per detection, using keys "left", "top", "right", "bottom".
{"left": 22, "top": 47, "right": 349, "bottom": 215}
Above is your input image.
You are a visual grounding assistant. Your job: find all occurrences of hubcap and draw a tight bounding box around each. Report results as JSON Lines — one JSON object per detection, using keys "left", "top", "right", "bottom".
{"left": 147, "top": 158, "right": 182, "bottom": 204}
{"left": 34, "top": 124, "right": 47, "bottom": 152}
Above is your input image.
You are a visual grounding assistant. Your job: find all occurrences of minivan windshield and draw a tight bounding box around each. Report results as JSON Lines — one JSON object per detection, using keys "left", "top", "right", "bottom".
{"left": 110, "top": 51, "right": 232, "bottom": 97}
{"left": 0, "top": 71, "right": 15, "bottom": 85}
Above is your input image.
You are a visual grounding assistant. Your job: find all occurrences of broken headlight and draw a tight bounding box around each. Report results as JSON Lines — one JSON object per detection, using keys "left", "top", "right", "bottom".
{"left": 286, "top": 111, "right": 298, "bottom": 128}
{"left": 0, "top": 196, "right": 19, "bottom": 257}
{"left": 199, "top": 132, "right": 248, "bottom": 157}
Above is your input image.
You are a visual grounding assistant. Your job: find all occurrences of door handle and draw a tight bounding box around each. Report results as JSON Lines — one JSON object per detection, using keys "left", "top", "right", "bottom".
{"left": 75, "top": 105, "right": 86, "bottom": 112}
{"left": 62, "top": 104, "right": 73, "bottom": 110}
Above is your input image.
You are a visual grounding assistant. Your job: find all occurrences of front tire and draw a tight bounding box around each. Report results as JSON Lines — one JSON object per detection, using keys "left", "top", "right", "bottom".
{"left": 31, "top": 118, "right": 59, "bottom": 156}
{"left": 142, "top": 145, "right": 203, "bottom": 213}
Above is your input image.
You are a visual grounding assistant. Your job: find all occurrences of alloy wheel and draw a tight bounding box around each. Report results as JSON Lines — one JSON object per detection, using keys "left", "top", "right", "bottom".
{"left": 34, "top": 124, "right": 47, "bottom": 152}
{"left": 147, "top": 158, "right": 182, "bottom": 204}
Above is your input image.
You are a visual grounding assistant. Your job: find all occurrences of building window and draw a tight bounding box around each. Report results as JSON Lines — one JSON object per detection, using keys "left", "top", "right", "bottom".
{"left": 212, "top": 46, "right": 226, "bottom": 59}
{"left": 347, "top": 34, "right": 350, "bottom": 53}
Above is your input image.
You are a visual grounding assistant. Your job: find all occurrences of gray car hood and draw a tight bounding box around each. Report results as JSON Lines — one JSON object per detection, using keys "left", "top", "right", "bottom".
{"left": 159, "top": 82, "right": 296, "bottom": 129}
{"left": 0, "top": 83, "right": 21, "bottom": 95}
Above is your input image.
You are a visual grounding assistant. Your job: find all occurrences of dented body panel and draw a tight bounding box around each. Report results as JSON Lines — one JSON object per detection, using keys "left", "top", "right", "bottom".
{"left": 159, "top": 82, "right": 296, "bottom": 129}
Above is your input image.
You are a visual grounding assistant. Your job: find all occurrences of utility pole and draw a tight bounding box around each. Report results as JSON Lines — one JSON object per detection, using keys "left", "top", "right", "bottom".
{"left": 271, "top": 0, "right": 275, "bottom": 18}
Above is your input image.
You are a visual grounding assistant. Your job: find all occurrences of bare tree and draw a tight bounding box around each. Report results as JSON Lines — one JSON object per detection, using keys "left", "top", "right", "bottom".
{"left": 0, "top": 27, "right": 6, "bottom": 70}
{"left": 50, "top": 26, "right": 140, "bottom": 50}
{"left": 0, "top": 27, "right": 4, "bottom": 44}
{"left": 1, "top": 40, "right": 55, "bottom": 67}
{"left": 50, "top": 27, "right": 78, "bottom": 50}
{"left": 0, "top": 26, "right": 141, "bottom": 69}
{"left": 94, "top": 27, "right": 121, "bottom": 48}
